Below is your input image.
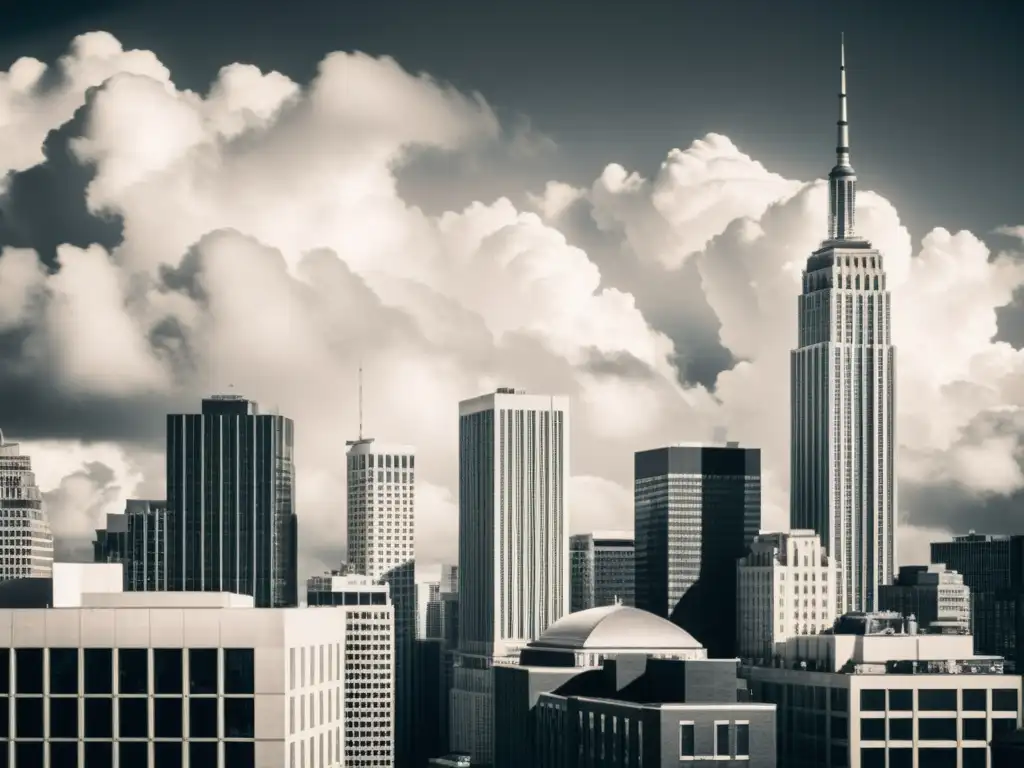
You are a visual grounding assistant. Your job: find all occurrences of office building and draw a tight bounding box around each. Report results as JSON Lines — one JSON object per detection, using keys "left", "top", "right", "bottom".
{"left": 0, "top": 432, "right": 53, "bottom": 580}
{"left": 307, "top": 571, "right": 395, "bottom": 768}
{"left": 451, "top": 388, "right": 570, "bottom": 766}
{"left": 440, "top": 564, "right": 459, "bottom": 594}
{"left": 634, "top": 442, "right": 760, "bottom": 658}
{"left": 741, "top": 611, "right": 1023, "bottom": 768}
{"left": 414, "top": 638, "right": 448, "bottom": 764}
{"left": 737, "top": 529, "right": 839, "bottom": 661}
{"left": 790, "top": 39, "right": 897, "bottom": 614}
{"left": 879, "top": 564, "right": 971, "bottom": 632}
{"left": 166, "top": 395, "right": 298, "bottom": 608}
{"left": 570, "top": 531, "right": 635, "bottom": 612}
{"left": 345, "top": 437, "right": 415, "bottom": 766}
{"left": 0, "top": 563, "right": 345, "bottom": 768}
{"left": 931, "top": 534, "right": 1024, "bottom": 662}
{"left": 93, "top": 500, "right": 170, "bottom": 592}
{"left": 417, "top": 580, "right": 442, "bottom": 639}
{"left": 494, "top": 604, "right": 775, "bottom": 767}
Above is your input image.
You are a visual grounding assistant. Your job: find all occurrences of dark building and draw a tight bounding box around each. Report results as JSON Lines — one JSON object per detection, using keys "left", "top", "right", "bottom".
{"left": 167, "top": 395, "right": 297, "bottom": 608}
{"left": 415, "top": 638, "right": 449, "bottom": 765}
{"left": 93, "top": 500, "right": 171, "bottom": 592}
{"left": 634, "top": 443, "right": 761, "bottom": 658}
{"left": 931, "top": 533, "right": 1024, "bottom": 665}
{"left": 570, "top": 531, "right": 635, "bottom": 612}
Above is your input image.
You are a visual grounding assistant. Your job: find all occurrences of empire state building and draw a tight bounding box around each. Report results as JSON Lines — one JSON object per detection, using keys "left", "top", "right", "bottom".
{"left": 790, "top": 38, "right": 896, "bottom": 615}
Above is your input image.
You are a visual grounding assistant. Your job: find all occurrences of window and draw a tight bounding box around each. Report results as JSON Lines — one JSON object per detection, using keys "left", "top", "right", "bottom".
{"left": 225, "top": 697, "right": 255, "bottom": 738}
{"left": 190, "top": 697, "right": 218, "bottom": 738}
{"left": 120, "top": 742, "right": 148, "bottom": 766}
{"left": 919, "top": 718, "right": 956, "bottom": 741}
{"left": 917, "top": 747, "right": 957, "bottom": 768}
{"left": 679, "top": 721, "right": 695, "bottom": 758}
{"left": 49, "top": 742, "right": 78, "bottom": 768}
{"left": 888, "top": 690, "right": 912, "bottom": 711}
{"left": 0, "top": 649, "right": 8, "bottom": 694}
{"left": 860, "top": 718, "right": 885, "bottom": 740}
{"left": 49, "top": 697, "right": 79, "bottom": 738}
{"left": 15, "top": 743, "right": 43, "bottom": 767}
{"left": 16, "top": 696, "right": 43, "bottom": 738}
{"left": 49, "top": 648, "right": 79, "bottom": 694}
{"left": 888, "top": 718, "right": 912, "bottom": 741}
{"left": 154, "top": 741, "right": 183, "bottom": 768}
{"left": 119, "top": 697, "right": 149, "bottom": 738}
{"left": 15, "top": 648, "right": 43, "bottom": 694}
{"left": 714, "top": 721, "right": 730, "bottom": 758}
{"left": 993, "top": 717, "right": 1017, "bottom": 736}
{"left": 860, "top": 689, "right": 885, "bottom": 711}
{"left": 85, "top": 697, "right": 113, "bottom": 738}
{"left": 189, "top": 649, "right": 218, "bottom": 695}
{"left": 993, "top": 689, "right": 1019, "bottom": 712}
{"left": 84, "top": 648, "right": 113, "bottom": 694}
{"left": 154, "top": 649, "right": 183, "bottom": 694}
{"left": 155, "top": 697, "right": 183, "bottom": 738}
{"left": 224, "top": 648, "right": 255, "bottom": 694}
{"left": 830, "top": 715, "right": 847, "bottom": 739}
{"left": 189, "top": 741, "right": 218, "bottom": 766}
{"left": 84, "top": 742, "right": 113, "bottom": 766}
{"left": 831, "top": 688, "right": 848, "bottom": 712}
{"left": 860, "top": 747, "right": 885, "bottom": 768}
{"left": 888, "top": 747, "right": 913, "bottom": 768}
{"left": 962, "top": 689, "right": 987, "bottom": 711}
{"left": 119, "top": 648, "right": 149, "bottom": 694}
{"left": 962, "top": 718, "right": 987, "bottom": 740}
{"left": 735, "top": 722, "right": 750, "bottom": 758}
{"left": 225, "top": 741, "right": 256, "bottom": 768}
{"left": 918, "top": 689, "right": 956, "bottom": 711}
{"left": 962, "top": 747, "right": 987, "bottom": 768}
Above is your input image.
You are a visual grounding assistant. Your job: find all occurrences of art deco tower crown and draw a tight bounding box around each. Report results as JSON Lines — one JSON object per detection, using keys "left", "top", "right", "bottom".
{"left": 828, "top": 34, "right": 856, "bottom": 241}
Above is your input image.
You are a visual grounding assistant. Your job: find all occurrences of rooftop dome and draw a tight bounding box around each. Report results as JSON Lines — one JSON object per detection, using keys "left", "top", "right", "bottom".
{"left": 531, "top": 605, "right": 702, "bottom": 650}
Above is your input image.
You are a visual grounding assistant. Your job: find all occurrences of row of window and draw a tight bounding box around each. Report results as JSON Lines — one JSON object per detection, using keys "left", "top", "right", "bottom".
{"left": 0, "top": 648, "right": 253, "bottom": 696}
{"left": 0, "top": 696, "right": 255, "bottom": 739}
{"left": 679, "top": 721, "right": 750, "bottom": 760}
{"left": 860, "top": 688, "right": 1019, "bottom": 713}
{"left": 0, "top": 740, "right": 254, "bottom": 768}
{"left": 860, "top": 745, "right": 989, "bottom": 768}
{"left": 859, "top": 716, "right": 1017, "bottom": 741}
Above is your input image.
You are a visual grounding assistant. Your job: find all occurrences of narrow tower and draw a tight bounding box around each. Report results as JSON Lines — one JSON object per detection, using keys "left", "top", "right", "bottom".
{"left": 790, "top": 37, "right": 897, "bottom": 614}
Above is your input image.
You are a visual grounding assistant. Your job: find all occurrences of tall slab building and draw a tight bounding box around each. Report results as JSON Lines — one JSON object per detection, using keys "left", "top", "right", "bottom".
{"left": 345, "top": 437, "right": 416, "bottom": 767}
{"left": 634, "top": 443, "right": 760, "bottom": 659}
{"left": 0, "top": 432, "right": 53, "bottom": 580}
{"left": 450, "top": 388, "right": 569, "bottom": 766}
{"left": 166, "top": 395, "right": 298, "bottom": 608}
{"left": 569, "top": 531, "right": 635, "bottom": 612}
{"left": 790, "top": 39, "right": 896, "bottom": 614}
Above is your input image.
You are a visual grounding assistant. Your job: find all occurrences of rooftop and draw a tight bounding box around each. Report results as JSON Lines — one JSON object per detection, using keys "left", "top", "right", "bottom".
{"left": 531, "top": 605, "right": 702, "bottom": 651}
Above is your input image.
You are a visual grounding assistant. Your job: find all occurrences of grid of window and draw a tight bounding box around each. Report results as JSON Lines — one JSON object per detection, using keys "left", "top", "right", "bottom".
{"left": 0, "top": 646, "right": 256, "bottom": 768}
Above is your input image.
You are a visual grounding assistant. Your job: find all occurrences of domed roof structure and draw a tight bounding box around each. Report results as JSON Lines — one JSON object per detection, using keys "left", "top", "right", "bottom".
{"left": 531, "top": 604, "right": 702, "bottom": 650}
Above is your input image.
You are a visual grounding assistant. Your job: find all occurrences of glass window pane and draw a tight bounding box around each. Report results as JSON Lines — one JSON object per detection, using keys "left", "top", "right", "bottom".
{"left": 679, "top": 723, "right": 694, "bottom": 758}
{"left": 736, "top": 723, "right": 749, "bottom": 757}
{"left": 189, "top": 697, "right": 218, "bottom": 738}
{"left": 715, "top": 723, "right": 729, "bottom": 757}
{"left": 16, "top": 697, "right": 43, "bottom": 738}
{"left": 0, "top": 697, "right": 7, "bottom": 739}
{"left": 962, "top": 718, "right": 987, "bottom": 740}
{"left": 225, "top": 697, "right": 255, "bottom": 738}
{"left": 84, "top": 649, "right": 113, "bottom": 694}
{"left": 119, "top": 741, "right": 148, "bottom": 767}
{"left": 189, "top": 741, "right": 218, "bottom": 766}
{"left": 154, "top": 698, "right": 183, "bottom": 739}
{"left": 917, "top": 747, "right": 957, "bottom": 768}
{"left": 962, "top": 689, "right": 987, "bottom": 711}
{"left": 49, "top": 697, "right": 79, "bottom": 738}
{"left": 962, "top": 748, "right": 987, "bottom": 768}
{"left": 919, "top": 718, "right": 956, "bottom": 741}
{"left": 15, "top": 742, "right": 43, "bottom": 767}
{"left": 118, "top": 649, "right": 149, "bottom": 695}
{"left": 189, "top": 649, "right": 218, "bottom": 695}
{"left": 49, "top": 649, "right": 79, "bottom": 694}
{"left": 888, "top": 690, "right": 913, "bottom": 711}
{"left": 889, "top": 747, "right": 913, "bottom": 768}
{"left": 860, "top": 748, "right": 885, "bottom": 768}
{"left": 49, "top": 742, "right": 78, "bottom": 768}
{"left": 118, "top": 697, "right": 149, "bottom": 739}
{"left": 84, "top": 742, "right": 113, "bottom": 766}
{"left": 0, "top": 648, "right": 8, "bottom": 694}
{"left": 888, "top": 718, "right": 912, "bottom": 740}
{"left": 154, "top": 741, "right": 182, "bottom": 768}
{"left": 993, "top": 689, "right": 1019, "bottom": 712}
{"left": 224, "top": 649, "right": 255, "bottom": 694}
{"left": 15, "top": 648, "right": 43, "bottom": 694}
{"left": 860, "top": 689, "right": 885, "bottom": 711}
{"left": 154, "top": 649, "right": 183, "bottom": 694}
{"left": 85, "top": 697, "right": 113, "bottom": 739}
{"left": 918, "top": 690, "right": 956, "bottom": 711}
{"left": 861, "top": 718, "right": 885, "bottom": 740}
{"left": 224, "top": 741, "right": 255, "bottom": 768}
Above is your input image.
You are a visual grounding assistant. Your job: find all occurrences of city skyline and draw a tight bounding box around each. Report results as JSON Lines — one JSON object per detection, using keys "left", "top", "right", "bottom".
{"left": 0, "top": 14, "right": 1021, "bottom": 584}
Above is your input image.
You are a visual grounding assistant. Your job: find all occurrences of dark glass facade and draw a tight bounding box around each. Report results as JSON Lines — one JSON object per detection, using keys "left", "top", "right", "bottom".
{"left": 570, "top": 533, "right": 635, "bottom": 612}
{"left": 634, "top": 445, "right": 761, "bottom": 659}
{"left": 93, "top": 500, "right": 171, "bottom": 592}
{"left": 167, "top": 396, "right": 297, "bottom": 608}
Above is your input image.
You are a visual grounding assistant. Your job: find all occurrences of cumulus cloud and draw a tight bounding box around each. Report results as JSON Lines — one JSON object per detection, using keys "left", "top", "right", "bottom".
{"left": 0, "top": 32, "right": 1022, "bottom": 581}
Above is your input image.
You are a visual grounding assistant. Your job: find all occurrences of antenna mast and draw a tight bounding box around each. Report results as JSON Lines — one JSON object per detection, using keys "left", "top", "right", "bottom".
{"left": 358, "top": 361, "right": 364, "bottom": 440}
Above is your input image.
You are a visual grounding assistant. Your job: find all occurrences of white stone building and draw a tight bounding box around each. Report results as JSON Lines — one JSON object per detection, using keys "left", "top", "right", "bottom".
{"left": 0, "top": 563, "right": 345, "bottom": 768}
{"left": 737, "top": 529, "right": 839, "bottom": 661}
{"left": 0, "top": 432, "right": 53, "bottom": 580}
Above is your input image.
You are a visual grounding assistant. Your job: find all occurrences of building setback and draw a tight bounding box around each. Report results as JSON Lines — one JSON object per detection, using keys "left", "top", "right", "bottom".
{"left": 570, "top": 531, "right": 635, "bottom": 612}
{"left": 634, "top": 443, "right": 760, "bottom": 659}
{"left": 166, "top": 395, "right": 298, "bottom": 608}
{"left": 789, "top": 38, "right": 897, "bottom": 614}
{"left": 0, "top": 432, "right": 53, "bottom": 581}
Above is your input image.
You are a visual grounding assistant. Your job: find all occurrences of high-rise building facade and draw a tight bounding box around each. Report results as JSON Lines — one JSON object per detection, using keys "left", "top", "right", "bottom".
{"left": 790, "top": 40, "right": 896, "bottom": 614}
{"left": 307, "top": 571, "right": 395, "bottom": 767}
{"left": 417, "top": 580, "right": 442, "bottom": 639}
{"left": 634, "top": 443, "right": 760, "bottom": 659}
{"left": 569, "top": 530, "right": 635, "bottom": 612}
{"left": 345, "top": 437, "right": 415, "bottom": 767}
{"left": 879, "top": 564, "right": 971, "bottom": 633}
{"left": 737, "top": 529, "right": 839, "bottom": 661}
{"left": 451, "top": 388, "right": 570, "bottom": 766}
{"left": 93, "top": 500, "right": 170, "bottom": 591}
{"left": 166, "top": 395, "right": 298, "bottom": 608}
{"left": 0, "top": 432, "right": 53, "bottom": 581}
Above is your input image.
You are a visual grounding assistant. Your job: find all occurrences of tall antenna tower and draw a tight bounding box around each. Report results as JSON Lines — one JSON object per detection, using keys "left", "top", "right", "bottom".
{"left": 346, "top": 360, "right": 369, "bottom": 447}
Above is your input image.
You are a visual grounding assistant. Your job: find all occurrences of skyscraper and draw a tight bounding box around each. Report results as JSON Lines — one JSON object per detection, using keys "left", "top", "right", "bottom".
{"left": 93, "top": 499, "right": 170, "bottom": 591}
{"left": 345, "top": 437, "right": 415, "bottom": 767}
{"left": 790, "top": 38, "right": 896, "bottom": 614}
{"left": 450, "top": 388, "right": 569, "bottom": 766}
{"left": 166, "top": 395, "right": 298, "bottom": 608}
{"left": 0, "top": 432, "right": 53, "bottom": 580}
{"left": 634, "top": 442, "right": 760, "bottom": 658}
{"left": 569, "top": 531, "right": 635, "bottom": 612}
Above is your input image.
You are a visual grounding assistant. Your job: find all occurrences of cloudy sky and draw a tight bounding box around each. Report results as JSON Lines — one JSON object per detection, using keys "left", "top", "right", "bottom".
{"left": 1, "top": 0, "right": 1022, "bottom": 577}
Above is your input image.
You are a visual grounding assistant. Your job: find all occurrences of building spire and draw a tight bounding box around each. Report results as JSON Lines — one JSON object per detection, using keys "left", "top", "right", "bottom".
{"left": 828, "top": 33, "right": 857, "bottom": 240}
{"left": 358, "top": 361, "right": 364, "bottom": 441}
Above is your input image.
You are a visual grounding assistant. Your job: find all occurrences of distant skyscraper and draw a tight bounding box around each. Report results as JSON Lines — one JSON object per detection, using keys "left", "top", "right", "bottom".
{"left": 737, "top": 529, "right": 839, "bottom": 661}
{"left": 417, "top": 580, "right": 442, "bottom": 639}
{"left": 879, "top": 564, "right": 971, "bottom": 633}
{"left": 569, "top": 531, "right": 635, "bottom": 612}
{"left": 0, "top": 432, "right": 52, "bottom": 580}
{"left": 166, "top": 395, "right": 297, "bottom": 608}
{"left": 450, "top": 387, "right": 570, "bottom": 766}
{"left": 93, "top": 499, "right": 170, "bottom": 591}
{"left": 790, "top": 39, "right": 896, "bottom": 614}
{"left": 346, "top": 437, "right": 416, "bottom": 767}
{"left": 634, "top": 442, "right": 760, "bottom": 658}
{"left": 440, "top": 563, "right": 459, "bottom": 594}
